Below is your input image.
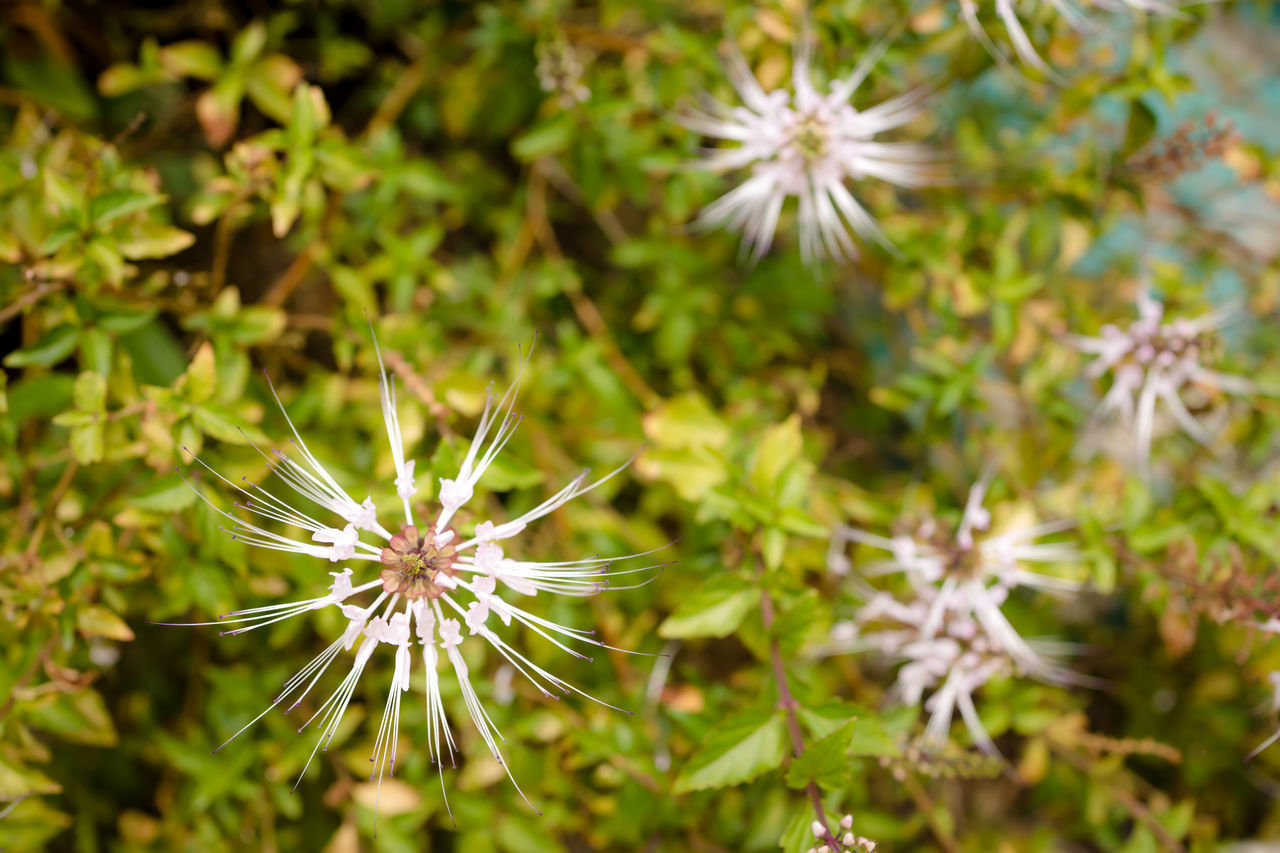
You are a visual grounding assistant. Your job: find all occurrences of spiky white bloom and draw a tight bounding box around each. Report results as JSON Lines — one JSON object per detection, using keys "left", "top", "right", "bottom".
{"left": 1070, "top": 291, "right": 1271, "bottom": 469}
{"left": 169, "top": 336, "right": 666, "bottom": 826}
{"left": 682, "top": 41, "right": 934, "bottom": 265}
{"left": 1246, "top": 672, "right": 1280, "bottom": 761}
{"left": 959, "top": 0, "right": 1185, "bottom": 74}
{"left": 826, "top": 472, "right": 1083, "bottom": 754}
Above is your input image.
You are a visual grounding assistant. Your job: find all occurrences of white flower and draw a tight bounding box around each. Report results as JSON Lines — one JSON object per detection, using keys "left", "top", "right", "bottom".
{"left": 958, "top": 0, "right": 1184, "bottom": 74}
{"left": 1071, "top": 291, "right": 1270, "bottom": 469}
{"left": 803, "top": 813, "right": 875, "bottom": 853}
{"left": 171, "top": 333, "right": 668, "bottom": 824}
{"left": 828, "top": 471, "right": 1084, "bottom": 753}
{"left": 1246, "top": 672, "right": 1280, "bottom": 761}
{"left": 683, "top": 40, "right": 934, "bottom": 265}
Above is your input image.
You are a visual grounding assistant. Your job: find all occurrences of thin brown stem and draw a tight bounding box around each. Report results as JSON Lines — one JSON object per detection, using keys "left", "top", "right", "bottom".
{"left": 1054, "top": 747, "right": 1188, "bottom": 853}
{"left": 526, "top": 164, "right": 659, "bottom": 409}
{"left": 0, "top": 279, "right": 65, "bottom": 326}
{"left": 900, "top": 774, "right": 961, "bottom": 853}
{"left": 758, "top": 557, "right": 839, "bottom": 849}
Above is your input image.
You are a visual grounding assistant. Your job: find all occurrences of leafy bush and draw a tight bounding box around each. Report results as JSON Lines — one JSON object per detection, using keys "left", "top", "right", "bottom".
{"left": 3, "top": 2, "right": 1280, "bottom": 851}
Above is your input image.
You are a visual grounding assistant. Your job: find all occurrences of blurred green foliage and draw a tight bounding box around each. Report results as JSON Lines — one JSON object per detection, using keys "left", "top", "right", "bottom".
{"left": 3, "top": 1, "right": 1280, "bottom": 851}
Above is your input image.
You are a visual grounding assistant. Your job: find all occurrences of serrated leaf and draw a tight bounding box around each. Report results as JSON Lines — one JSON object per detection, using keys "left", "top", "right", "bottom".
{"left": 76, "top": 605, "right": 136, "bottom": 641}
{"left": 785, "top": 719, "right": 857, "bottom": 790}
{"left": 673, "top": 710, "right": 787, "bottom": 793}
{"left": 658, "top": 577, "right": 757, "bottom": 639}
{"left": 845, "top": 716, "right": 901, "bottom": 758}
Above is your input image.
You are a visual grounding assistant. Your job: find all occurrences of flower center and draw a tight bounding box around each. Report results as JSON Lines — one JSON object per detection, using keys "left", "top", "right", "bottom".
{"left": 789, "top": 112, "right": 830, "bottom": 163}
{"left": 379, "top": 524, "right": 457, "bottom": 600}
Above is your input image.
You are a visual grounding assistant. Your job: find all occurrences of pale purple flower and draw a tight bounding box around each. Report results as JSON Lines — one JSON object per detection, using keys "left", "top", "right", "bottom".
{"left": 169, "top": 335, "right": 666, "bottom": 825}
{"left": 959, "top": 0, "right": 1186, "bottom": 74}
{"left": 1247, "top": 671, "right": 1280, "bottom": 761}
{"left": 1071, "top": 291, "right": 1271, "bottom": 468}
{"left": 827, "top": 472, "right": 1083, "bottom": 754}
{"left": 682, "top": 41, "right": 934, "bottom": 265}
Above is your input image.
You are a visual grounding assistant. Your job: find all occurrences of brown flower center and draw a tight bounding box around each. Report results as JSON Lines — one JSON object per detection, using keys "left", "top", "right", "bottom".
{"left": 379, "top": 524, "right": 457, "bottom": 600}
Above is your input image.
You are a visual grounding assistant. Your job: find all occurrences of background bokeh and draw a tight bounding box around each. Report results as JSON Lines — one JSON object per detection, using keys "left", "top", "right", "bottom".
{"left": 3, "top": 1, "right": 1280, "bottom": 851}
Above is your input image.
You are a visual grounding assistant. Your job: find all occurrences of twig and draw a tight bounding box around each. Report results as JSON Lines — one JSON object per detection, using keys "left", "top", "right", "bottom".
{"left": 261, "top": 241, "right": 319, "bottom": 307}
{"left": 899, "top": 773, "right": 961, "bottom": 853}
{"left": 537, "top": 157, "right": 630, "bottom": 245}
{"left": 757, "top": 555, "right": 841, "bottom": 850}
{"left": 380, "top": 348, "right": 453, "bottom": 436}
{"left": 1054, "top": 747, "right": 1188, "bottom": 853}
{"left": 526, "top": 164, "right": 659, "bottom": 409}
{"left": 0, "top": 279, "right": 65, "bottom": 326}
{"left": 364, "top": 57, "right": 426, "bottom": 139}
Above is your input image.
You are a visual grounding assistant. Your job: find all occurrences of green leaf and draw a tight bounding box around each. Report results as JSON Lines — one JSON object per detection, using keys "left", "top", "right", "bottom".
{"left": 76, "top": 605, "right": 136, "bottom": 641}
{"left": 80, "top": 326, "right": 113, "bottom": 377}
{"left": 4, "top": 324, "right": 79, "bottom": 368}
{"left": 643, "top": 392, "right": 730, "bottom": 450}
{"left": 160, "top": 40, "right": 223, "bottom": 80}
{"left": 658, "top": 576, "right": 757, "bottom": 639}
{"left": 118, "top": 224, "right": 196, "bottom": 259}
{"left": 673, "top": 710, "right": 787, "bottom": 793}
{"left": 72, "top": 371, "right": 107, "bottom": 412}
{"left": 750, "top": 414, "right": 803, "bottom": 496}
{"left": 69, "top": 423, "right": 105, "bottom": 464}
{"left": 1123, "top": 99, "right": 1158, "bottom": 158}
{"left": 785, "top": 719, "right": 857, "bottom": 790}
{"left": 845, "top": 716, "right": 901, "bottom": 758}
{"left": 511, "top": 114, "right": 573, "bottom": 161}
{"left": 132, "top": 473, "right": 197, "bottom": 512}
{"left": 90, "top": 190, "right": 163, "bottom": 228}
{"left": 191, "top": 403, "right": 253, "bottom": 444}
{"left": 23, "top": 689, "right": 118, "bottom": 747}
{"left": 183, "top": 342, "right": 217, "bottom": 403}
{"left": 0, "top": 755, "right": 62, "bottom": 798}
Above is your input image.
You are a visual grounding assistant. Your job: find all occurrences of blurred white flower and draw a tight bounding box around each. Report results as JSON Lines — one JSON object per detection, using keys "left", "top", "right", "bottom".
{"left": 827, "top": 472, "right": 1083, "bottom": 754}
{"left": 536, "top": 35, "right": 590, "bottom": 108}
{"left": 1071, "top": 291, "right": 1270, "bottom": 469}
{"left": 959, "top": 0, "right": 1185, "bottom": 74}
{"left": 1246, "top": 671, "right": 1280, "bottom": 761}
{"left": 170, "top": 334, "right": 666, "bottom": 825}
{"left": 682, "top": 41, "right": 935, "bottom": 265}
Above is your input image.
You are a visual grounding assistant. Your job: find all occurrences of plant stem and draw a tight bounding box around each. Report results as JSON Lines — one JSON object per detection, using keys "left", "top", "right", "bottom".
{"left": 758, "top": 558, "right": 839, "bottom": 849}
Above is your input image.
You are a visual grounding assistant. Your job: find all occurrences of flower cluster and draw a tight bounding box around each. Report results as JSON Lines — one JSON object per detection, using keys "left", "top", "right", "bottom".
{"left": 806, "top": 814, "right": 876, "bottom": 853}
{"left": 1071, "top": 290, "right": 1269, "bottom": 468}
{"left": 683, "top": 42, "right": 934, "bottom": 264}
{"left": 174, "top": 337, "right": 664, "bottom": 821}
{"left": 536, "top": 34, "right": 590, "bottom": 108}
{"left": 828, "top": 472, "right": 1081, "bottom": 754}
